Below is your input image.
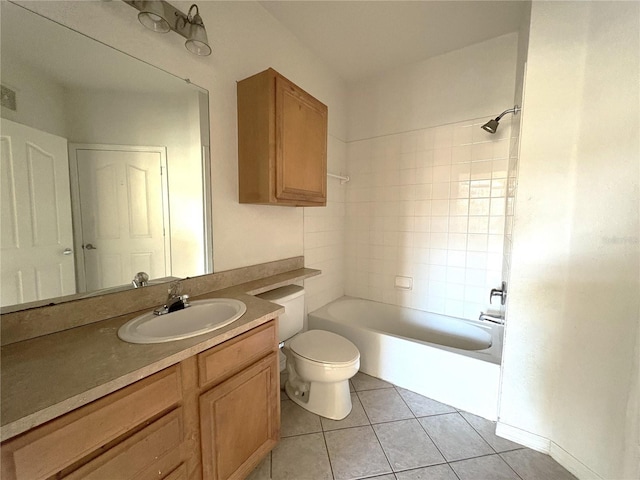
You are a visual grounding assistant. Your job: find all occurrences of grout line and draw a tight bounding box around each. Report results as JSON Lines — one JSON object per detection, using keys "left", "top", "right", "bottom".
{"left": 448, "top": 451, "right": 526, "bottom": 480}
{"left": 321, "top": 430, "right": 336, "bottom": 480}
{"left": 368, "top": 418, "right": 395, "bottom": 475}
{"left": 497, "top": 451, "right": 527, "bottom": 480}
{"left": 393, "top": 385, "right": 457, "bottom": 474}
{"left": 458, "top": 410, "right": 499, "bottom": 455}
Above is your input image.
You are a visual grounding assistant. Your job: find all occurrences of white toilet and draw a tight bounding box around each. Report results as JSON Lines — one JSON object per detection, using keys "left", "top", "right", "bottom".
{"left": 257, "top": 285, "right": 360, "bottom": 420}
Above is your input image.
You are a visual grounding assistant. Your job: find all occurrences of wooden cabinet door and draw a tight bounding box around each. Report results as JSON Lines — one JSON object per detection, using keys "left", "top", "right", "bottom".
{"left": 274, "top": 74, "right": 327, "bottom": 205}
{"left": 199, "top": 352, "right": 279, "bottom": 480}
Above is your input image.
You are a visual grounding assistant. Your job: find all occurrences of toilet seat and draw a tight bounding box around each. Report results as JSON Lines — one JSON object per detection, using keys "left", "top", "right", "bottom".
{"left": 289, "top": 330, "right": 359, "bottom": 365}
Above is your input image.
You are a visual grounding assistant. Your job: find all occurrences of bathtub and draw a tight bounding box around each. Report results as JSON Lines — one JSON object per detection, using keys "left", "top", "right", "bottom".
{"left": 308, "top": 297, "right": 503, "bottom": 420}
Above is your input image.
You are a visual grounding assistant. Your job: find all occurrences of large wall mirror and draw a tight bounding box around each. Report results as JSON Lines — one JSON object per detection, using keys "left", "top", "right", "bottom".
{"left": 0, "top": 1, "right": 213, "bottom": 312}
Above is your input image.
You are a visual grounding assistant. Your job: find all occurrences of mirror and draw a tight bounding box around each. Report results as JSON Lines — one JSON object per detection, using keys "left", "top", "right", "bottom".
{"left": 0, "top": 1, "right": 213, "bottom": 312}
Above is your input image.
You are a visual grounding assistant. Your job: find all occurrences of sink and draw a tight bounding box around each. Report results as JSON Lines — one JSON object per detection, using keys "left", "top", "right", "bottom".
{"left": 118, "top": 298, "right": 247, "bottom": 344}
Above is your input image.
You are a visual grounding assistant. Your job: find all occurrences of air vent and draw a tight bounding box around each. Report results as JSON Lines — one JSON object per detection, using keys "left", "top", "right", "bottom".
{"left": 1, "top": 85, "right": 17, "bottom": 111}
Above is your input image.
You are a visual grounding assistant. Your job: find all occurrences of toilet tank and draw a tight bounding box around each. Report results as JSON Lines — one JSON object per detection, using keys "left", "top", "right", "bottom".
{"left": 256, "top": 285, "right": 305, "bottom": 342}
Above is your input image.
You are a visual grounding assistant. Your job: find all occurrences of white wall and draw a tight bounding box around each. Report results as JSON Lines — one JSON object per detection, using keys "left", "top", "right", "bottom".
{"left": 64, "top": 90, "right": 204, "bottom": 277}
{"left": 344, "top": 33, "right": 518, "bottom": 319}
{"left": 0, "top": 59, "right": 67, "bottom": 138}
{"left": 347, "top": 33, "right": 519, "bottom": 141}
{"left": 499, "top": 2, "right": 640, "bottom": 479}
{"left": 18, "top": 0, "right": 348, "bottom": 274}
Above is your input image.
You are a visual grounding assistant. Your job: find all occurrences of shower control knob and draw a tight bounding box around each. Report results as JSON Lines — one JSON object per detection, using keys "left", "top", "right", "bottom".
{"left": 489, "top": 281, "right": 507, "bottom": 305}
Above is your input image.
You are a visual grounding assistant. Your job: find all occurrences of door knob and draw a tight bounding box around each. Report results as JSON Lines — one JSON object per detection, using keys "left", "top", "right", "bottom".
{"left": 84, "top": 243, "right": 97, "bottom": 250}
{"left": 63, "top": 248, "right": 73, "bottom": 255}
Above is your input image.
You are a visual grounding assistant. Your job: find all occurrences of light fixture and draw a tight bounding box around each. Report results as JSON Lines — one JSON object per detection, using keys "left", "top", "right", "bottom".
{"left": 183, "top": 4, "right": 211, "bottom": 56}
{"left": 124, "top": 1, "right": 212, "bottom": 56}
{"left": 481, "top": 105, "right": 521, "bottom": 134}
{"left": 137, "top": 1, "right": 170, "bottom": 33}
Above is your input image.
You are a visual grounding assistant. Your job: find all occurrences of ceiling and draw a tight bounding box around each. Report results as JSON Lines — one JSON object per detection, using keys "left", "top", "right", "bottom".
{"left": 260, "top": 1, "right": 529, "bottom": 83}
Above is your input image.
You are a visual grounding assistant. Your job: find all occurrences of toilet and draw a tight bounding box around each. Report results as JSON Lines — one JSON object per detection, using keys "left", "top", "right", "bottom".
{"left": 257, "top": 285, "right": 360, "bottom": 420}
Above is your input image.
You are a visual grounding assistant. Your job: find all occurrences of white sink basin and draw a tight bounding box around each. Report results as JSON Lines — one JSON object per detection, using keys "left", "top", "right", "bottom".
{"left": 118, "top": 298, "right": 247, "bottom": 344}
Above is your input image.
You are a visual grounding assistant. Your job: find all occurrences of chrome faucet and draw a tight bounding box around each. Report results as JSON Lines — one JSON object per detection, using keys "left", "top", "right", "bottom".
{"left": 154, "top": 280, "right": 190, "bottom": 316}
{"left": 479, "top": 312, "right": 505, "bottom": 325}
{"left": 131, "top": 271, "right": 149, "bottom": 288}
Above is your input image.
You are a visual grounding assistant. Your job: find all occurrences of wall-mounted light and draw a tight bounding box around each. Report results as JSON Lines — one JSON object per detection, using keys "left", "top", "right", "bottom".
{"left": 125, "top": 1, "right": 212, "bottom": 56}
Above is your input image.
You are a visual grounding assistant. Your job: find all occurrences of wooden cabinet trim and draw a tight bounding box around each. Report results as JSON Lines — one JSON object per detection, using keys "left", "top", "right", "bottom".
{"left": 199, "top": 352, "right": 280, "bottom": 480}
{"left": 237, "top": 68, "right": 327, "bottom": 206}
{"left": 1, "top": 366, "right": 181, "bottom": 480}
{"left": 62, "top": 408, "right": 183, "bottom": 480}
{"left": 197, "top": 320, "right": 277, "bottom": 389}
{"left": 275, "top": 74, "right": 327, "bottom": 204}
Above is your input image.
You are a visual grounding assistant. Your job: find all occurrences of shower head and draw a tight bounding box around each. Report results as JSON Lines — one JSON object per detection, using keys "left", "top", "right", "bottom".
{"left": 481, "top": 105, "right": 521, "bottom": 134}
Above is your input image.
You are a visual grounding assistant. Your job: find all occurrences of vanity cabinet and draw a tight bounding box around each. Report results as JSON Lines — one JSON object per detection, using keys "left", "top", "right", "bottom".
{"left": 0, "top": 320, "right": 280, "bottom": 480}
{"left": 0, "top": 366, "right": 185, "bottom": 480}
{"left": 198, "top": 322, "right": 280, "bottom": 480}
{"left": 237, "top": 68, "right": 328, "bottom": 206}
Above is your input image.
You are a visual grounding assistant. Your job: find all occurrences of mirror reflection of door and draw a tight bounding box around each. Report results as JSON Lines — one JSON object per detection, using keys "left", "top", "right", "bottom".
{"left": 69, "top": 145, "right": 171, "bottom": 291}
{"left": 0, "top": 119, "right": 76, "bottom": 306}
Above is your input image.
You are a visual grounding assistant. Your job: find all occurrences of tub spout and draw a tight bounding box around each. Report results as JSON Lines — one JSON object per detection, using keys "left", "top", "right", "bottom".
{"left": 479, "top": 312, "right": 505, "bottom": 325}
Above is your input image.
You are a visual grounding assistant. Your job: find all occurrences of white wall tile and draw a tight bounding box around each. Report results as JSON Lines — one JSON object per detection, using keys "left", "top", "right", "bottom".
{"left": 344, "top": 117, "right": 512, "bottom": 320}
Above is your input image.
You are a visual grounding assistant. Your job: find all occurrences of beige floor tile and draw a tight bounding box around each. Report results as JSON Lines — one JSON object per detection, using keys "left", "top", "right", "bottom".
{"left": 396, "top": 387, "right": 457, "bottom": 417}
{"left": 321, "top": 393, "right": 370, "bottom": 431}
{"left": 450, "top": 454, "right": 521, "bottom": 480}
{"left": 351, "top": 371, "right": 394, "bottom": 391}
{"left": 358, "top": 388, "right": 414, "bottom": 424}
{"left": 246, "top": 453, "right": 271, "bottom": 480}
{"left": 459, "top": 411, "right": 522, "bottom": 452}
{"left": 418, "top": 413, "right": 493, "bottom": 462}
{"left": 271, "top": 432, "right": 333, "bottom": 480}
{"left": 501, "top": 449, "right": 578, "bottom": 480}
{"left": 374, "top": 419, "right": 445, "bottom": 471}
{"left": 395, "top": 464, "right": 458, "bottom": 480}
{"left": 325, "top": 425, "right": 392, "bottom": 480}
{"left": 281, "top": 399, "right": 322, "bottom": 437}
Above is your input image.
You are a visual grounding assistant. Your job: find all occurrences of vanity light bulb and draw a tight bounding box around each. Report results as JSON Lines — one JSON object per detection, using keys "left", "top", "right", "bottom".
{"left": 138, "top": 12, "right": 170, "bottom": 33}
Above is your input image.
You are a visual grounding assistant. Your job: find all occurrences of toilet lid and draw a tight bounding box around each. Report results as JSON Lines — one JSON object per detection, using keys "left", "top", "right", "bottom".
{"left": 289, "top": 330, "right": 359, "bottom": 365}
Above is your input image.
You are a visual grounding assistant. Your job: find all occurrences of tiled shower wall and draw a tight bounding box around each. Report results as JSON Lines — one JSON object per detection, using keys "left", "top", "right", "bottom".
{"left": 344, "top": 119, "right": 512, "bottom": 321}
{"left": 501, "top": 115, "right": 522, "bottom": 317}
{"left": 304, "top": 136, "right": 347, "bottom": 314}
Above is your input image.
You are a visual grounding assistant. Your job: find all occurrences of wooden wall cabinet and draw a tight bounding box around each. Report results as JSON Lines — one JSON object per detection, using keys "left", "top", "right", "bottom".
{"left": 237, "top": 68, "right": 328, "bottom": 206}
{"left": 1, "top": 321, "right": 280, "bottom": 480}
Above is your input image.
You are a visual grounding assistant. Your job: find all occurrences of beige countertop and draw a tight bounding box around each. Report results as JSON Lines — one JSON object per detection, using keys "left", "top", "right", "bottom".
{"left": 1, "top": 268, "right": 318, "bottom": 442}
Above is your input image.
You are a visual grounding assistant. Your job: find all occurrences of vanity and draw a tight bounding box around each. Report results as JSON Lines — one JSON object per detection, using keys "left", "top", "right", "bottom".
{"left": 1, "top": 258, "right": 320, "bottom": 480}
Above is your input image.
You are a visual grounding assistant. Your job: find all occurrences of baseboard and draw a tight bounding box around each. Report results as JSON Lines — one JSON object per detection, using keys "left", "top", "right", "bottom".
{"left": 495, "top": 421, "right": 551, "bottom": 453}
{"left": 495, "top": 422, "right": 606, "bottom": 480}
{"left": 550, "top": 442, "right": 604, "bottom": 480}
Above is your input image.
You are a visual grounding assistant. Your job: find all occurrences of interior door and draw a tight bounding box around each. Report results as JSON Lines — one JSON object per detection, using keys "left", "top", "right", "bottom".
{"left": 0, "top": 119, "right": 76, "bottom": 306}
{"left": 72, "top": 145, "right": 170, "bottom": 291}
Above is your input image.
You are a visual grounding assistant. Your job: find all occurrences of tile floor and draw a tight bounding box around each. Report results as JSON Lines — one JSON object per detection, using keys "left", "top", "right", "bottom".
{"left": 247, "top": 372, "right": 578, "bottom": 480}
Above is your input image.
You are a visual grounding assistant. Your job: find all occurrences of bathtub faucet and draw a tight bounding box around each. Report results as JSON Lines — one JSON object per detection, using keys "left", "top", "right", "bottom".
{"left": 479, "top": 312, "right": 505, "bottom": 325}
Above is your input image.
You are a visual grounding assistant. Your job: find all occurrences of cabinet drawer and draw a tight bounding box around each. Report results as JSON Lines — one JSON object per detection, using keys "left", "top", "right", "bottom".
{"left": 1, "top": 366, "right": 182, "bottom": 480}
{"left": 164, "top": 464, "right": 188, "bottom": 480}
{"left": 198, "top": 321, "right": 276, "bottom": 388}
{"left": 63, "top": 408, "right": 183, "bottom": 480}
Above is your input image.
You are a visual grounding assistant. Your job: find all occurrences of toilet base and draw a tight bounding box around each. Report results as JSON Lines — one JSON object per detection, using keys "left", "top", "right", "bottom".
{"left": 285, "top": 379, "right": 352, "bottom": 420}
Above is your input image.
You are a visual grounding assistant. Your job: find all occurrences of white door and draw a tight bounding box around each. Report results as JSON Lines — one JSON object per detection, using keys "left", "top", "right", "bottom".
{"left": 71, "top": 145, "right": 170, "bottom": 291}
{"left": 0, "top": 119, "right": 76, "bottom": 306}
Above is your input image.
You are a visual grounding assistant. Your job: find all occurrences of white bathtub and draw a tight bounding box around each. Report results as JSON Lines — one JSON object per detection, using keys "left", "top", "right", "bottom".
{"left": 308, "top": 297, "right": 503, "bottom": 420}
